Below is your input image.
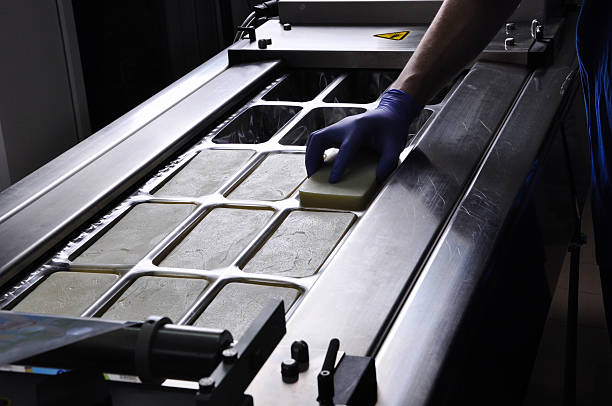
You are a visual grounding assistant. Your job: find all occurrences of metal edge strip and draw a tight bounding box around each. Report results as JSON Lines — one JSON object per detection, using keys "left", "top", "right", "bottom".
{"left": 374, "top": 13, "right": 579, "bottom": 406}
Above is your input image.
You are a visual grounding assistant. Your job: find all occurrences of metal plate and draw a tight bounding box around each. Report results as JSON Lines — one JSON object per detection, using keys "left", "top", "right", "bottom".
{"left": 278, "top": 0, "right": 558, "bottom": 25}
{"left": 228, "top": 20, "right": 561, "bottom": 69}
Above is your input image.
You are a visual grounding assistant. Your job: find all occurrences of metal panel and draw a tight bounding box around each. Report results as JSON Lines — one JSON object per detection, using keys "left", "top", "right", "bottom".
{"left": 375, "top": 13, "right": 579, "bottom": 406}
{"left": 247, "top": 62, "right": 529, "bottom": 403}
{"left": 279, "top": 0, "right": 443, "bottom": 25}
{"left": 278, "top": 0, "right": 560, "bottom": 25}
{"left": 0, "top": 60, "right": 281, "bottom": 285}
{"left": 229, "top": 20, "right": 562, "bottom": 68}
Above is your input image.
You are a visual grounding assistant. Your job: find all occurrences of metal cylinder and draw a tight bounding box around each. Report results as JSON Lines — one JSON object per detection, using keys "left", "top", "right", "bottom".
{"left": 21, "top": 324, "right": 233, "bottom": 381}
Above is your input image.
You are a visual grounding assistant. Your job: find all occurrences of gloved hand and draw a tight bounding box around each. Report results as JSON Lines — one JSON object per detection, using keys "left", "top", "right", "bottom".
{"left": 305, "top": 89, "right": 422, "bottom": 184}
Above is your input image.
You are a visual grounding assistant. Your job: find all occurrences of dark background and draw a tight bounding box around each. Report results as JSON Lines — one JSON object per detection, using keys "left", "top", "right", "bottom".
{"left": 72, "top": 0, "right": 253, "bottom": 132}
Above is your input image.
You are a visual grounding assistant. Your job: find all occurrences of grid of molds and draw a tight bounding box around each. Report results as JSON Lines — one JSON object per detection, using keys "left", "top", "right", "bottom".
{"left": 2, "top": 69, "right": 437, "bottom": 340}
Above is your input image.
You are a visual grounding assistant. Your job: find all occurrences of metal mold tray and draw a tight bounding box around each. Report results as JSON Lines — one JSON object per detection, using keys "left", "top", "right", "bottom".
{"left": 212, "top": 105, "right": 302, "bottom": 144}
{"left": 262, "top": 70, "right": 340, "bottom": 102}
{"left": 1, "top": 69, "right": 438, "bottom": 336}
{"left": 323, "top": 70, "right": 399, "bottom": 103}
{"left": 281, "top": 107, "right": 367, "bottom": 146}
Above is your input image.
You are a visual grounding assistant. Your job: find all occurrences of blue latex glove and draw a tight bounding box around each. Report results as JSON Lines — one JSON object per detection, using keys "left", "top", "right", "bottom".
{"left": 305, "top": 88, "right": 422, "bottom": 184}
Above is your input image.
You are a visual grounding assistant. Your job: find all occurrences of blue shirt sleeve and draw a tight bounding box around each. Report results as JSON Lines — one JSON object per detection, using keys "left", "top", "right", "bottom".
{"left": 576, "top": 0, "right": 612, "bottom": 268}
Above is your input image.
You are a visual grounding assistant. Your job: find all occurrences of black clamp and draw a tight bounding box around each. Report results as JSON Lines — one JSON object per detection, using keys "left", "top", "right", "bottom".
{"left": 236, "top": 26, "right": 256, "bottom": 42}
{"left": 135, "top": 315, "right": 172, "bottom": 385}
{"left": 316, "top": 338, "right": 377, "bottom": 406}
{"left": 317, "top": 338, "right": 339, "bottom": 404}
{"left": 527, "top": 19, "right": 553, "bottom": 68}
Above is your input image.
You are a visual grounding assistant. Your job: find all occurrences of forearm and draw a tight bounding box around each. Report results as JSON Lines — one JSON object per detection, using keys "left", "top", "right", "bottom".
{"left": 393, "top": 0, "right": 521, "bottom": 104}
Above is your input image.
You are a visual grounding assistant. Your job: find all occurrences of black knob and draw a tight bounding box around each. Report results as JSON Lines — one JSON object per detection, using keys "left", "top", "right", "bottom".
{"left": 283, "top": 23, "right": 292, "bottom": 31}
{"left": 281, "top": 359, "right": 299, "bottom": 383}
{"left": 317, "top": 369, "right": 334, "bottom": 402}
{"left": 222, "top": 348, "right": 238, "bottom": 363}
{"left": 291, "top": 340, "right": 309, "bottom": 372}
{"left": 258, "top": 39, "right": 268, "bottom": 49}
{"left": 198, "top": 377, "right": 215, "bottom": 393}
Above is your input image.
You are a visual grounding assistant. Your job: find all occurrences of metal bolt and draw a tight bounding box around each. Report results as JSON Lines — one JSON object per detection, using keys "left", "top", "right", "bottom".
{"left": 198, "top": 377, "right": 215, "bottom": 393}
{"left": 531, "top": 19, "right": 544, "bottom": 40}
{"left": 505, "top": 22, "right": 516, "bottom": 31}
{"left": 283, "top": 23, "right": 292, "bottom": 31}
{"left": 222, "top": 348, "right": 238, "bottom": 363}
{"left": 281, "top": 359, "right": 299, "bottom": 383}
{"left": 535, "top": 25, "right": 544, "bottom": 41}
{"left": 505, "top": 37, "right": 515, "bottom": 47}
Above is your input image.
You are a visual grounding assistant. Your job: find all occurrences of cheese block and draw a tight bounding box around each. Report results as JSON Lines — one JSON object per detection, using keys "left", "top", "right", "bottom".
{"left": 193, "top": 283, "right": 299, "bottom": 339}
{"left": 102, "top": 276, "right": 208, "bottom": 322}
{"left": 159, "top": 208, "right": 273, "bottom": 270}
{"left": 73, "top": 203, "right": 195, "bottom": 266}
{"left": 243, "top": 210, "right": 354, "bottom": 277}
{"left": 155, "top": 149, "right": 253, "bottom": 197}
{"left": 299, "top": 149, "right": 379, "bottom": 211}
{"left": 13, "top": 272, "right": 118, "bottom": 316}
{"left": 229, "top": 153, "right": 306, "bottom": 201}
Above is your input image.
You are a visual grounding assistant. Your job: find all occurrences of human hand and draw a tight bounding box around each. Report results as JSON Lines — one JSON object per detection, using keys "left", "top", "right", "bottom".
{"left": 305, "top": 89, "right": 422, "bottom": 184}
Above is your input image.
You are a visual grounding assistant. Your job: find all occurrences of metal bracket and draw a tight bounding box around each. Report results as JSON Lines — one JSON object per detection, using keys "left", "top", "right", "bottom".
{"left": 236, "top": 26, "right": 257, "bottom": 42}
{"left": 528, "top": 19, "right": 555, "bottom": 68}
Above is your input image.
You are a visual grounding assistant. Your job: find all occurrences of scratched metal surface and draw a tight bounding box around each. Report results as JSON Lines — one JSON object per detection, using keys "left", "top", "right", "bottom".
{"left": 247, "top": 61, "right": 528, "bottom": 404}
{"left": 0, "top": 69, "right": 437, "bottom": 332}
{"left": 376, "top": 17, "right": 581, "bottom": 404}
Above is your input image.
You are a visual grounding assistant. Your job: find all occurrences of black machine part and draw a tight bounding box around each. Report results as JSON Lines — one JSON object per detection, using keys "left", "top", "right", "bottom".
{"left": 317, "top": 338, "right": 378, "bottom": 406}
{"left": 5, "top": 300, "right": 287, "bottom": 406}
{"left": 21, "top": 320, "right": 233, "bottom": 382}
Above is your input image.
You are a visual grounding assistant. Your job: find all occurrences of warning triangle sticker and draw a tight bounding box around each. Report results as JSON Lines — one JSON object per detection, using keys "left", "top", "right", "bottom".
{"left": 374, "top": 30, "right": 410, "bottom": 41}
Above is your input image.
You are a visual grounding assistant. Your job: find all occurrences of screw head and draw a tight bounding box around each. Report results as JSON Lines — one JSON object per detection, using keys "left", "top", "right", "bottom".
{"left": 534, "top": 25, "right": 544, "bottom": 40}
{"left": 281, "top": 359, "right": 299, "bottom": 383}
{"left": 222, "top": 348, "right": 238, "bottom": 363}
{"left": 505, "top": 22, "right": 516, "bottom": 31}
{"left": 505, "top": 37, "right": 515, "bottom": 47}
{"left": 198, "top": 377, "right": 215, "bottom": 393}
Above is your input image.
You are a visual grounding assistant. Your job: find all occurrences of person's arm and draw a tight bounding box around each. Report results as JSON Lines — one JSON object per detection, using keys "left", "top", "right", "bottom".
{"left": 305, "top": 0, "right": 521, "bottom": 183}
{"left": 395, "top": 0, "right": 521, "bottom": 104}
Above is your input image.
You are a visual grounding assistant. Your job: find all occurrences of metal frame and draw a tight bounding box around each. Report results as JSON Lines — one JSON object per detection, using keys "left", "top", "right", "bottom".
{"left": 0, "top": 57, "right": 279, "bottom": 286}
{"left": 228, "top": 19, "right": 563, "bottom": 68}
{"left": 0, "top": 6, "right": 583, "bottom": 405}
{"left": 1, "top": 69, "right": 437, "bottom": 331}
{"left": 277, "top": 0, "right": 561, "bottom": 25}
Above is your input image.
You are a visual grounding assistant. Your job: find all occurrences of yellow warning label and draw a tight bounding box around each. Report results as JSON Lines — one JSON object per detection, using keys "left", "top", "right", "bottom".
{"left": 374, "top": 30, "right": 410, "bottom": 41}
